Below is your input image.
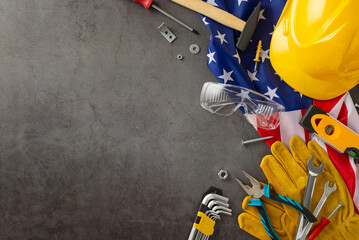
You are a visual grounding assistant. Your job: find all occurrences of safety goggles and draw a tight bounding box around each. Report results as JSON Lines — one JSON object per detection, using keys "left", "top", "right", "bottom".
{"left": 200, "top": 82, "right": 285, "bottom": 130}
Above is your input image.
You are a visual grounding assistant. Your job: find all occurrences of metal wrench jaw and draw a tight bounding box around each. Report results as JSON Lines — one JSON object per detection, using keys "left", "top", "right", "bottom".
{"left": 307, "top": 156, "right": 325, "bottom": 176}
{"left": 324, "top": 181, "right": 337, "bottom": 194}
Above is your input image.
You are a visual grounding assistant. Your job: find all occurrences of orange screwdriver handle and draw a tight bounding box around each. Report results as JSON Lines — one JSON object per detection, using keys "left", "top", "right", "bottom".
{"left": 308, "top": 217, "right": 330, "bottom": 240}
{"left": 133, "top": 0, "right": 154, "bottom": 9}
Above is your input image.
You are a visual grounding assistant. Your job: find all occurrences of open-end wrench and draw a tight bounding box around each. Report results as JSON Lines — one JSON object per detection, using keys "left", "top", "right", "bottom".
{"left": 297, "top": 181, "right": 337, "bottom": 240}
{"left": 295, "top": 157, "right": 325, "bottom": 239}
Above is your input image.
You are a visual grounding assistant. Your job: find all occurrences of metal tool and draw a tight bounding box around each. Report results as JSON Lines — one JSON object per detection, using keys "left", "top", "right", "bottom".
{"left": 158, "top": 22, "right": 176, "bottom": 43}
{"left": 295, "top": 157, "right": 325, "bottom": 240}
{"left": 308, "top": 202, "right": 343, "bottom": 240}
{"left": 300, "top": 105, "right": 359, "bottom": 163}
{"left": 170, "top": 0, "right": 261, "bottom": 51}
{"left": 254, "top": 40, "right": 262, "bottom": 71}
{"left": 296, "top": 181, "right": 337, "bottom": 240}
{"left": 188, "top": 187, "right": 232, "bottom": 240}
{"left": 242, "top": 136, "right": 273, "bottom": 145}
{"left": 237, "top": 171, "right": 316, "bottom": 240}
{"left": 133, "top": 0, "right": 198, "bottom": 34}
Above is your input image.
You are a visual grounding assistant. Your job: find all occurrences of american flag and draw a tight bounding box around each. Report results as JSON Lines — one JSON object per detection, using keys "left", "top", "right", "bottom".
{"left": 201, "top": 0, "right": 359, "bottom": 212}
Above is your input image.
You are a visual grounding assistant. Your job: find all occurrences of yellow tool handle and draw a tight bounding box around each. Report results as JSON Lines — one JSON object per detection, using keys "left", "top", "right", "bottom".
{"left": 193, "top": 211, "right": 216, "bottom": 236}
{"left": 254, "top": 40, "right": 262, "bottom": 62}
{"left": 171, "top": 0, "right": 246, "bottom": 32}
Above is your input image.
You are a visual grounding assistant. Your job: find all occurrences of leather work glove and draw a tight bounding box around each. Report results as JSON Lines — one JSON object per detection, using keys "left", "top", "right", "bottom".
{"left": 238, "top": 136, "right": 359, "bottom": 239}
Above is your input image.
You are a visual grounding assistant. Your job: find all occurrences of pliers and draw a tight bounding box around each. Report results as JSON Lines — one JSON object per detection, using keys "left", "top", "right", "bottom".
{"left": 236, "top": 171, "right": 317, "bottom": 240}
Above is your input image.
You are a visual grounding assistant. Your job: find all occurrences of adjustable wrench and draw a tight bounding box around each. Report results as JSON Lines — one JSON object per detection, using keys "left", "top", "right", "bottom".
{"left": 297, "top": 181, "right": 337, "bottom": 240}
{"left": 295, "top": 157, "right": 325, "bottom": 239}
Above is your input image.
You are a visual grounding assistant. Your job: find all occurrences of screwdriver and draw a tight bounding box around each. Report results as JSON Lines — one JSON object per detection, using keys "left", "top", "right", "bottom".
{"left": 133, "top": 0, "right": 198, "bottom": 34}
{"left": 308, "top": 202, "right": 343, "bottom": 240}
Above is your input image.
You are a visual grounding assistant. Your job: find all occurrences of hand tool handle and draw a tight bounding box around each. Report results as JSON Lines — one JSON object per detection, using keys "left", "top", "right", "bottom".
{"left": 308, "top": 217, "right": 330, "bottom": 240}
{"left": 248, "top": 199, "right": 281, "bottom": 240}
{"left": 170, "top": 0, "right": 246, "bottom": 32}
{"left": 133, "top": 0, "right": 154, "bottom": 9}
{"left": 264, "top": 185, "right": 317, "bottom": 223}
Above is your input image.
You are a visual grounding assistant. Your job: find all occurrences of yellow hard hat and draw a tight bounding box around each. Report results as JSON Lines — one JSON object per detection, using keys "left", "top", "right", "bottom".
{"left": 270, "top": 0, "right": 359, "bottom": 100}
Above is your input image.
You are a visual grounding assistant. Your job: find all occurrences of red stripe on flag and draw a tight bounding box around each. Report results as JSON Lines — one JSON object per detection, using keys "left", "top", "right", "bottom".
{"left": 313, "top": 94, "right": 345, "bottom": 113}
{"left": 326, "top": 146, "right": 358, "bottom": 214}
{"left": 257, "top": 125, "right": 281, "bottom": 147}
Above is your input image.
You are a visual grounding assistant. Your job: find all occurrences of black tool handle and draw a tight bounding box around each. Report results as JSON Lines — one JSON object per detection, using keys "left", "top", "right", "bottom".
{"left": 248, "top": 199, "right": 281, "bottom": 240}
{"left": 264, "top": 185, "right": 317, "bottom": 223}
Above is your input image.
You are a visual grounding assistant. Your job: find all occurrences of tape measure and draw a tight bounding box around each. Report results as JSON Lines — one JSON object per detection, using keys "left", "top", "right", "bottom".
{"left": 300, "top": 105, "right": 359, "bottom": 163}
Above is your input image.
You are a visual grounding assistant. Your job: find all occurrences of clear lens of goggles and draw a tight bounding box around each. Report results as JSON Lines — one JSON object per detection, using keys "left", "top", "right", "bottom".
{"left": 200, "top": 82, "right": 285, "bottom": 130}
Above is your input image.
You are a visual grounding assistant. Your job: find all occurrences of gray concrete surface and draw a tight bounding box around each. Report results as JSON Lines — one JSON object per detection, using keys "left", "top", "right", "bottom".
{"left": 1, "top": 0, "right": 359, "bottom": 239}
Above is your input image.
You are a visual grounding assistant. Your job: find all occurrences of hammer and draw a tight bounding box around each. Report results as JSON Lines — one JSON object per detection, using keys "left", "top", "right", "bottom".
{"left": 170, "top": 0, "right": 261, "bottom": 51}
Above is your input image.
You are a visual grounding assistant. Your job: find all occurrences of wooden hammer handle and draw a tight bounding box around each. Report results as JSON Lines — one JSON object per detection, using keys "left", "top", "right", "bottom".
{"left": 171, "top": 0, "right": 246, "bottom": 32}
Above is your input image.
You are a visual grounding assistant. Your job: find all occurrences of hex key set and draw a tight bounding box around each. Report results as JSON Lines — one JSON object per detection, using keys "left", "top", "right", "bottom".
{"left": 188, "top": 187, "right": 232, "bottom": 240}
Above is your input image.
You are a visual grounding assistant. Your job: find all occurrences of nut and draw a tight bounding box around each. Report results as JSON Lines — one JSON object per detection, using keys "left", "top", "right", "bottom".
{"left": 218, "top": 170, "right": 229, "bottom": 180}
{"left": 189, "top": 44, "right": 200, "bottom": 54}
{"left": 177, "top": 54, "right": 183, "bottom": 60}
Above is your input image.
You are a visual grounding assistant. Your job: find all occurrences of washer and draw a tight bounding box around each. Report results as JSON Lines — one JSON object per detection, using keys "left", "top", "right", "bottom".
{"left": 189, "top": 44, "right": 200, "bottom": 54}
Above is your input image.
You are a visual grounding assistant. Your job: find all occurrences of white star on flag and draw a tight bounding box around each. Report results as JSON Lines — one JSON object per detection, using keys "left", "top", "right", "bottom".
{"left": 202, "top": 17, "right": 209, "bottom": 25}
{"left": 233, "top": 51, "right": 241, "bottom": 65}
{"left": 238, "top": 0, "right": 248, "bottom": 7}
{"left": 219, "top": 69, "right": 234, "bottom": 84}
{"left": 260, "top": 49, "right": 270, "bottom": 62}
{"left": 215, "top": 31, "right": 228, "bottom": 45}
{"left": 259, "top": 9, "right": 266, "bottom": 21}
{"left": 237, "top": 90, "right": 250, "bottom": 99}
{"left": 269, "top": 25, "right": 275, "bottom": 35}
{"left": 294, "top": 90, "right": 303, "bottom": 98}
{"left": 206, "top": 0, "right": 218, "bottom": 7}
{"left": 274, "top": 72, "right": 283, "bottom": 81}
{"left": 264, "top": 86, "right": 279, "bottom": 99}
{"left": 207, "top": 50, "right": 216, "bottom": 64}
{"left": 247, "top": 70, "right": 259, "bottom": 82}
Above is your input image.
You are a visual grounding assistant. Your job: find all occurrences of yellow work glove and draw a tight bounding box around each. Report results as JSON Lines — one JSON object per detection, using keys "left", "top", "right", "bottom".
{"left": 238, "top": 136, "right": 359, "bottom": 239}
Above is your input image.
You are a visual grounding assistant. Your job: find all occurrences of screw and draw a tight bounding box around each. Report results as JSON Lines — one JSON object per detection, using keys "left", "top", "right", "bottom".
{"left": 242, "top": 136, "right": 273, "bottom": 145}
{"left": 327, "top": 202, "right": 343, "bottom": 219}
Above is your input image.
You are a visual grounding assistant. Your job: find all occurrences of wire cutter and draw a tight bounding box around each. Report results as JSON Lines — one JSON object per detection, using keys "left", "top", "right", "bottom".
{"left": 236, "top": 171, "right": 317, "bottom": 240}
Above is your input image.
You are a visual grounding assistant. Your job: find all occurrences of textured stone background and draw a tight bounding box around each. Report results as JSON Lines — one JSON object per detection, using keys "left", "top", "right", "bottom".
{"left": 1, "top": 0, "right": 359, "bottom": 239}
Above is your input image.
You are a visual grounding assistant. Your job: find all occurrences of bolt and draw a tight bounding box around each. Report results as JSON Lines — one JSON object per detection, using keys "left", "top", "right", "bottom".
{"left": 242, "top": 136, "right": 273, "bottom": 145}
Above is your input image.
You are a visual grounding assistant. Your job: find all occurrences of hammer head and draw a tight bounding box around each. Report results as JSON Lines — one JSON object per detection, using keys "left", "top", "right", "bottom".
{"left": 236, "top": 2, "right": 261, "bottom": 51}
